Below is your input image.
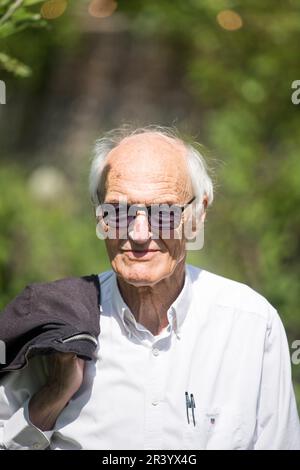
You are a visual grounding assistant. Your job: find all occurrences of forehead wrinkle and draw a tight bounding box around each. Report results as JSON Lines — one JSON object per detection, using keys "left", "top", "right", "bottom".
{"left": 106, "top": 157, "right": 186, "bottom": 181}
{"left": 105, "top": 175, "right": 191, "bottom": 201}
{"left": 107, "top": 171, "right": 185, "bottom": 186}
{"left": 105, "top": 153, "right": 190, "bottom": 190}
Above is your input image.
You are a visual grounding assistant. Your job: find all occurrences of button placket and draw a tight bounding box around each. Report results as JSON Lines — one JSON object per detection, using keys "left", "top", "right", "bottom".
{"left": 144, "top": 342, "right": 167, "bottom": 449}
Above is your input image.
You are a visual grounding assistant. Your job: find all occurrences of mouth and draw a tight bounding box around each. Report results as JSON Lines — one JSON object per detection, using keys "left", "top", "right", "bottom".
{"left": 122, "top": 249, "right": 160, "bottom": 259}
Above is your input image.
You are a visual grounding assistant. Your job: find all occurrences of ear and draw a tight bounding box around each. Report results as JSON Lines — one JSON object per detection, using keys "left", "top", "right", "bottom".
{"left": 200, "top": 195, "right": 208, "bottom": 224}
{"left": 191, "top": 195, "right": 208, "bottom": 231}
{"left": 95, "top": 205, "right": 109, "bottom": 240}
{"left": 96, "top": 219, "right": 109, "bottom": 240}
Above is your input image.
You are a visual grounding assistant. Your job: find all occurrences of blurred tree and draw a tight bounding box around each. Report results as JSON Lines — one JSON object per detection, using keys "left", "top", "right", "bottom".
{"left": 0, "top": 0, "right": 49, "bottom": 76}
{"left": 0, "top": 163, "right": 110, "bottom": 308}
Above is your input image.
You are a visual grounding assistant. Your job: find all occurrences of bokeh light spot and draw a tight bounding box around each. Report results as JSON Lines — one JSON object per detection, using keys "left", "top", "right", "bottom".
{"left": 40, "top": 0, "right": 68, "bottom": 20}
{"left": 217, "top": 10, "right": 243, "bottom": 31}
{"left": 88, "top": 0, "right": 118, "bottom": 19}
{"left": 28, "top": 166, "right": 69, "bottom": 204}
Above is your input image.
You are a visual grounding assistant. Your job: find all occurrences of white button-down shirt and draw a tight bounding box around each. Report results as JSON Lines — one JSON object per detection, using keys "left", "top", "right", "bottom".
{"left": 1, "top": 265, "right": 300, "bottom": 450}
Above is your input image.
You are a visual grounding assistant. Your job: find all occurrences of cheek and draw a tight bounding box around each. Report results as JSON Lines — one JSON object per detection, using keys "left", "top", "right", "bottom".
{"left": 108, "top": 249, "right": 134, "bottom": 275}
{"left": 104, "top": 239, "right": 120, "bottom": 262}
{"left": 163, "top": 238, "right": 186, "bottom": 260}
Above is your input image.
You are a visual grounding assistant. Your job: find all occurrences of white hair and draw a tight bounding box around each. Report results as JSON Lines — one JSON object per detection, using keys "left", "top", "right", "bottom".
{"left": 89, "top": 126, "right": 214, "bottom": 209}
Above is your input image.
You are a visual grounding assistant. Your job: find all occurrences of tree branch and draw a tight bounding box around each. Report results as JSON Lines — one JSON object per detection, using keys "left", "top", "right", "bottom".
{"left": 0, "top": 0, "right": 25, "bottom": 26}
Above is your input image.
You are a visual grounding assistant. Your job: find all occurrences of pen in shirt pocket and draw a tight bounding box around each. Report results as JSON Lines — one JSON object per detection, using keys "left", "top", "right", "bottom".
{"left": 185, "top": 391, "right": 196, "bottom": 426}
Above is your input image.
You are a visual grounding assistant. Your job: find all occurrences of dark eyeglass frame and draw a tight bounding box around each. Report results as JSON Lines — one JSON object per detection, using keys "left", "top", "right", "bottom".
{"left": 100, "top": 196, "right": 196, "bottom": 230}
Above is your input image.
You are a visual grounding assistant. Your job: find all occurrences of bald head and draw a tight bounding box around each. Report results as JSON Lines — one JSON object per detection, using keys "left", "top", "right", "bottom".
{"left": 102, "top": 132, "right": 193, "bottom": 205}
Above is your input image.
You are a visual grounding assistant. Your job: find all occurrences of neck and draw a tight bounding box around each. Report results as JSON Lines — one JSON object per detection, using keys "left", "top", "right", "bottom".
{"left": 117, "top": 261, "right": 186, "bottom": 336}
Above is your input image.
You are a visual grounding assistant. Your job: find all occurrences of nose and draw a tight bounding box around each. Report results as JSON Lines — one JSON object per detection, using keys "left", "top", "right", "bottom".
{"left": 128, "top": 211, "right": 151, "bottom": 243}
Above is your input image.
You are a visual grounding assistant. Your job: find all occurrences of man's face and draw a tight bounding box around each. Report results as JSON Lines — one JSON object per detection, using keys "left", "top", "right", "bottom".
{"left": 100, "top": 133, "right": 194, "bottom": 287}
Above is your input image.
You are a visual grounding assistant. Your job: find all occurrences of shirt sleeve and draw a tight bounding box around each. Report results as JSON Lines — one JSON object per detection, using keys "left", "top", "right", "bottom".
{"left": 254, "top": 307, "right": 300, "bottom": 449}
{"left": 0, "top": 356, "right": 54, "bottom": 450}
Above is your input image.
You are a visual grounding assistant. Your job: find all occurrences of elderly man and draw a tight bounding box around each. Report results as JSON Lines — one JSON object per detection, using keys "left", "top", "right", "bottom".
{"left": 0, "top": 128, "right": 300, "bottom": 450}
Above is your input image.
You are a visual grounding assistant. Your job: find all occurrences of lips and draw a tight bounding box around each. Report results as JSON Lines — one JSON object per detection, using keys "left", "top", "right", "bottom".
{"left": 122, "top": 249, "right": 160, "bottom": 259}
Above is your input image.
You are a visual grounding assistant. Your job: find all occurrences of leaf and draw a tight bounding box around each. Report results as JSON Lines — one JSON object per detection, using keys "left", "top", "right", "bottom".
{"left": 0, "top": 21, "right": 18, "bottom": 38}
{"left": 24, "top": 0, "right": 48, "bottom": 5}
{"left": 0, "top": 52, "right": 31, "bottom": 77}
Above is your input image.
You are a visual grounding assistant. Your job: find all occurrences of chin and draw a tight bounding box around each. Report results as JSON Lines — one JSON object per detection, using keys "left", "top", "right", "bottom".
{"left": 118, "top": 264, "right": 166, "bottom": 287}
{"left": 124, "top": 271, "right": 161, "bottom": 287}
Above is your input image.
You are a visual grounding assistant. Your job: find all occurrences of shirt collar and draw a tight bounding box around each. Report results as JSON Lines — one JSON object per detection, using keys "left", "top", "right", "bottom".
{"left": 108, "top": 265, "right": 193, "bottom": 339}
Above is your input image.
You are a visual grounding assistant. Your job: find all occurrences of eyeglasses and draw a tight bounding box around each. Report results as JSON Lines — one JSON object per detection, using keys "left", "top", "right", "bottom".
{"left": 99, "top": 196, "right": 196, "bottom": 230}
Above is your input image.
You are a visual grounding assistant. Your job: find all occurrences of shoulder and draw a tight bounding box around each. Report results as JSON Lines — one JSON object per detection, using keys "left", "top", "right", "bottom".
{"left": 98, "top": 270, "right": 115, "bottom": 286}
{"left": 186, "top": 264, "right": 278, "bottom": 327}
{"left": 25, "top": 274, "right": 100, "bottom": 305}
{"left": 3, "top": 274, "right": 101, "bottom": 315}
{"left": 29, "top": 273, "right": 99, "bottom": 294}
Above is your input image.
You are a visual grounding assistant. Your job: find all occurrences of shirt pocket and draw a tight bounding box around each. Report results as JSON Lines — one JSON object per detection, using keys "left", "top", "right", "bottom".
{"left": 183, "top": 407, "right": 246, "bottom": 450}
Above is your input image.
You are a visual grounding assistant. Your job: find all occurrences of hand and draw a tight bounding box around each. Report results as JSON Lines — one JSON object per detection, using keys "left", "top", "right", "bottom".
{"left": 28, "top": 353, "right": 85, "bottom": 431}
{"left": 45, "top": 352, "right": 85, "bottom": 400}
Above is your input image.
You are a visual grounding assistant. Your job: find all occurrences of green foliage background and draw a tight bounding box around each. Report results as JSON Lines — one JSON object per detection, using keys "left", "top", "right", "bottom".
{"left": 0, "top": 0, "right": 300, "bottom": 409}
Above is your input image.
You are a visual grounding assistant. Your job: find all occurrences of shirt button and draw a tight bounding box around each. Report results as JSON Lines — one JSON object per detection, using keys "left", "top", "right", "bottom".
{"left": 152, "top": 348, "right": 160, "bottom": 357}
